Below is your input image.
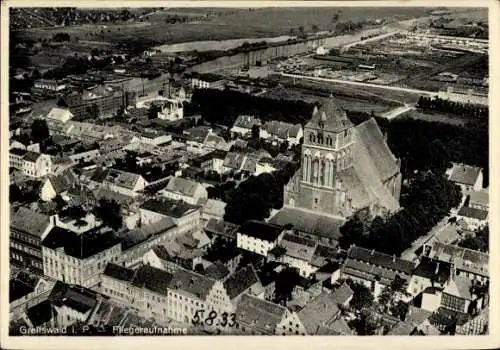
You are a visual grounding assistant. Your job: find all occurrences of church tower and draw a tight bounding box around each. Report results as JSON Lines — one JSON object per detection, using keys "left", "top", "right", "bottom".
{"left": 301, "top": 96, "right": 354, "bottom": 189}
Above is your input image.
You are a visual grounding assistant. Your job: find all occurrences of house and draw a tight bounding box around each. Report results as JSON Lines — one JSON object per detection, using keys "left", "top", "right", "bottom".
{"left": 201, "top": 199, "right": 226, "bottom": 225}
{"left": 48, "top": 281, "right": 99, "bottom": 327}
{"left": 223, "top": 152, "right": 248, "bottom": 173}
{"left": 203, "top": 134, "right": 231, "bottom": 152}
{"left": 232, "top": 293, "right": 289, "bottom": 335}
{"left": 468, "top": 188, "right": 488, "bottom": 211}
{"left": 32, "top": 78, "right": 68, "bottom": 97}
{"left": 10, "top": 149, "right": 52, "bottom": 178}
{"left": 10, "top": 207, "right": 54, "bottom": 274}
{"left": 277, "top": 292, "right": 343, "bottom": 335}
{"left": 447, "top": 163, "right": 483, "bottom": 192}
{"left": 268, "top": 231, "right": 319, "bottom": 278}
{"left": 142, "top": 241, "right": 204, "bottom": 274}
{"left": 191, "top": 72, "right": 226, "bottom": 90}
{"left": 204, "top": 219, "right": 239, "bottom": 244}
{"left": 157, "top": 100, "right": 183, "bottom": 121}
{"left": 339, "top": 246, "right": 415, "bottom": 298}
{"left": 184, "top": 126, "right": 214, "bottom": 155}
{"left": 237, "top": 220, "right": 285, "bottom": 257}
{"left": 259, "top": 121, "right": 303, "bottom": 146}
{"left": 407, "top": 257, "right": 452, "bottom": 297}
{"left": 40, "top": 171, "right": 76, "bottom": 202}
{"left": 90, "top": 168, "right": 147, "bottom": 197}
{"left": 161, "top": 176, "right": 208, "bottom": 205}
{"left": 330, "top": 282, "right": 354, "bottom": 307}
{"left": 406, "top": 306, "right": 441, "bottom": 335}
{"left": 140, "top": 198, "right": 201, "bottom": 236}
{"left": 192, "top": 150, "right": 227, "bottom": 174}
{"left": 456, "top": 205, "right": 488, "bottom": 231}
{"left": 230, "top": 115, "right": 261, "bottom": 137}
{"left": 223, "top": 265, "right": 264, "bottom": 305}
{"left": 46, "top": 107, "right": 73, "bottom": 123}
{"left": 423, "top": 241, "right": 489, "bottom": 283}
{"left": 23, "top": 300, "right": 59, "bottom": 329}
{"left": 41, "top": 226, "right": 122, "bottom": 288}
{"left": 101, "top": 263, "right": 173, "bottom": 322}
{"left": 119, "top": 218, "right": 179, "bottom": 268}
{"left": 440, "top": 276, "right": 478, "bottom": 314}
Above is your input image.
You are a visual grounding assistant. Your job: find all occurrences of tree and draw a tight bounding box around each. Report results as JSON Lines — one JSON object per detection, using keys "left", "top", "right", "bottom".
{"left": 349, "top": 309, "right": 378, "bottom": 335}
{"left": 347, "top": 280, "right": 374, "bottom": 312}
{"left": 94, "top": 199, "right": 123, "bottom": 231}
{"left": 194, "top": 263, "right": 205, "bottom": 273}
{"left": 390, "top": 300, "right": 409, "bottom": 321}
{"left": 9, "top": 184, "right": 23, "bottom": 203}
{"left": 31, "top": 119, "right": 50, "bottom": 144}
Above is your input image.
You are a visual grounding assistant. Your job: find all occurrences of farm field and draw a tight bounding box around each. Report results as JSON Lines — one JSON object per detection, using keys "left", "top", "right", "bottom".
{"left": 13, "top": 7, "right": 439, "bottom": 48}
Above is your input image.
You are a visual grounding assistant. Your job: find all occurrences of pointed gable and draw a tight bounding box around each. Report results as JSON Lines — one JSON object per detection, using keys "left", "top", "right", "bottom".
{"left": 307, "top": 96, "right": 353, "bottom": 133}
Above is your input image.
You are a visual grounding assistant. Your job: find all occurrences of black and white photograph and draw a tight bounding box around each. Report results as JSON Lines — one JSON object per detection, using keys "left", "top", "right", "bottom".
{"left": 1, "top": 0, "right": 495, "bottom": 347}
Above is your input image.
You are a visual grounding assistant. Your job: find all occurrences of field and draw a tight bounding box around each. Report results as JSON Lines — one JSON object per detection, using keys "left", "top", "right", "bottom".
{"left": 399, "top": 110, "right": 467, "bottom": 126}
{"left": 12, "top": 7, "right": 438, "bottom": 48}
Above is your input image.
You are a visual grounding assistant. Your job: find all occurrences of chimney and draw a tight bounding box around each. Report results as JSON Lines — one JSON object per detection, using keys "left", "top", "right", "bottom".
{"left": 435, "top": 262, "right": 440, "bottom": 275}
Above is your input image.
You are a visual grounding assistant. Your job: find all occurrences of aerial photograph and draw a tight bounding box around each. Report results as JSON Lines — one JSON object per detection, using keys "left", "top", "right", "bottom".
{"left": 6, "top": 4, "right": 489, "bottom": 337}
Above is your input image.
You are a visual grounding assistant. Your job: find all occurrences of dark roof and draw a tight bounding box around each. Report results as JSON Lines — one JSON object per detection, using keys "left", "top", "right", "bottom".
{"left": 140, "top": 198, "right": 199, "bottom": 219}
{"left": 347, "top": 246, "right": 415, "bottom": 275}
{"left": 131, "top": 265, "right": 174, "bottom": 295}
{"left": 23, "top": 151, "right": 42, "bottom": 162}
{"left": 119, "top": 218, "right": 176, "bottom": 250}
{"left": 223, "top": 265, "right": 260, "bottom": 300}
{"left": 413, "top": 257, "right": 451, "bottom": 284}
{"left": 235, "top": 293, "right": 288, "bottom": 332}
{"left": 204, "top": 262, "right": 231, "bottom": 280}
{"left": 192, "top": 72, "right": 224, "bottom": 83}
{"left": 457, "top": 206, "right": 488, "bottom": 220}
{"left": 10, "top": 279, "right": 35, "bottom": 303}
{"left": 238, "top": 220, "right": 283, "bottom": 242}
{"left": 48, "top": 281, "right": 98, "bottom": 314}
{"left": 205, "top": 218, "right": 240, "bottom": 239}
{"left": 41, "top": 226, "right": 121, "bottom": 259}
{"left": 10, "top": 148, "right": 28, "bottom": 156}
{"left": 103, "top": 263, "right": 135, "bottom": 282}
{"left": 331, "top": 283, "right": 354, "bottom": 305}
{"left": 26, "top": 300, "right": 57, "bottom": 327}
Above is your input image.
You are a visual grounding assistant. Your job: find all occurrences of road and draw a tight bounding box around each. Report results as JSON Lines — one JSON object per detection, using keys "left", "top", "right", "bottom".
{"left": 401, "top": 217, "right": 450, "bottom": 261}
{"left": 381, "top": 105, "right": 415, "bottom": 120}
{"left": 342, "top": 31, "right": 399, "bottom": 50}
{"left": 280, "top": 73, "right": 438, "bottom": 96}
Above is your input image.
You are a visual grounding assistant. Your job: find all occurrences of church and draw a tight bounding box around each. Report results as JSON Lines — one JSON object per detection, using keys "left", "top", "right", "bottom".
{"left": 283, "top": 96, "right": 402, "bottom": 220}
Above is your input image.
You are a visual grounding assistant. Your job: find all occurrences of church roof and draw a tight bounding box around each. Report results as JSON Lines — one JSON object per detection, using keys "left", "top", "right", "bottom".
{"left": 306, "top": 96, "right": 353, "bottom": 133}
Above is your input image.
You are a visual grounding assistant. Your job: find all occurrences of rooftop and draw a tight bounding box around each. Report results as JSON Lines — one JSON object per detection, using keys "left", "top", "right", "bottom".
{"left": 26, "top": 300, "right": 57, "bottom": 327}
{"left": 165, "top": 176, "right": 201, "bottom": 197}
{"left": 347, "top": 246, "right": 415, "bottom": 275}
{"left": 457, "top": 206, "right": 488, "bottom": 220}
{"left": 239, "top": 220, "right": 284, "bottom": 242}
{"left": 168, "top": 268, "right": 216, "bottom": 300}
{"left": 48, "top": 281, "right": 99, "bottom": 314}
{"left": 223, "top": 264, "right": 261, "bottom": 300}
{"left": 296, "top": 292, "right": 341, "bottom": 335}
{"left": 449, "top": 164, "right": 482, "bottom": 186}
{"left": 10, "top": 206, "right": 52, "bottom": 238}
{"left": 235, "top": 293, "right": 288, "bottom": 332}
{"left": 140, "top": 198, "right": 199, "bottom": 219}
{"left": 306, "top": 96, "right": 353, "bottom": 134}
{"left": 41, "top": 226, "right": 121, "bottom": 259}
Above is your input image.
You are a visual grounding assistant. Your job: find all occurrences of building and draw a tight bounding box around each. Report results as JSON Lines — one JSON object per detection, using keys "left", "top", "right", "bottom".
{"left": 407, "top": 257, "right": 452, "bottom": 297}
{"left": 230, "top": 115, "right": 261, "bottom": 137}
{"left": 31, "top": 78, "right": 68, "bottom": 97}
{"left": 222, "top": 265, "right": 265, "bottom": 305}
{"left": 201, "top": 199, "right": 226, "bottom": 225}
{"left": 48, "top": 281, "right": 100, "bottom": 328}
{"left": 339, "top": 246, "right": 415, "bottom": 298}
{"left": 423, "top": 241, "right": 489, "bottom": 283}
{"left": 283, "top": 96, "right": 402, "bottom": 219}
{"left": 157, "top": 100, "right": 184, "bottom": 121}
{"left": 468, "top": 189, "right": 489, "bottom": 212}
{"left": 63, "top": 86, "right": 126, "bottom": 120}
{"left": 456, "top": 206, "right": 488, "bottom": 231}
{"left": 259, "top": 121, "right": 304, "bottom": 146}
{"left": 232, "top": 293, "right": 289, "bottom": 335}
{"left": 440, "top": 276, "right": 480, "bottom": 314}
{"left": 41, "top": 226, "right": 122, "bottom": 288}
{"left": 277, "top": 292, "right": 350, "bottom": 335}
{"left": 140, "top": 198, "right": 201, "bottom": 236}
{"left": 101, "top": 263, "right": 173, "bottom": 322}
{"left": 437, "top": 86, "right": 488, "bottom": 106}
{"left": 90, "top": 168, "right": 147, "bottom": 197}
{"left": 10, "top": 149, "right": 52, "bottom": 178}
{"left": 161, "top": 176, "right": 208, "bottom": 205}
{"left": 10, "top": 207, "right": 54, "bottom": 274}
{"left": 39, "top": 171, "right": 76, "bottom": 202}
{"left": 237, "top": 220, "right": 286, "bottom": 257}
{"left": 46, "top": 107, "right": 74, "bottom": 123}
{"left": 447, "top": 163, "right": 484, "bottom": 193}
{"left": 184, "top": 126, "right": 214, "bottom": 155}
{"left": 191, "top": 73, "right": 225, "bottom": 90}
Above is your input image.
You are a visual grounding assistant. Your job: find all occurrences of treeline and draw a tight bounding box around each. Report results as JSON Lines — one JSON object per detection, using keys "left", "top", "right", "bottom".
{"left": 458, "top": 226, "right": 489, "bottom": 253}
{"left": 191, "top": 88, "right": 315, "bottom": 126}
{"left": 223, "top": 162, "right": 298, "bottom": 225}
{"left": 339, "top": 171, "right": 462, "bottom": 256}
{"left": 417, "top": 96, "right": 488, "bottom": 119}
